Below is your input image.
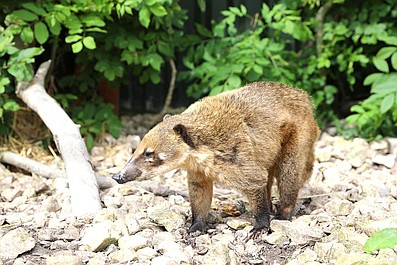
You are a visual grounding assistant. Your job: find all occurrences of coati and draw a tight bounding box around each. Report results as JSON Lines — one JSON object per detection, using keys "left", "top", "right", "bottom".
{"left": 112, "top": 82, "right": 319, "bottom": 234}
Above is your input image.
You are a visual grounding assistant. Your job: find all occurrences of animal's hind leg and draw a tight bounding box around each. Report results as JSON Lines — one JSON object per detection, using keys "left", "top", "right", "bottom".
{"left": 275, "top": 152, "right": 307, "bottom": 220}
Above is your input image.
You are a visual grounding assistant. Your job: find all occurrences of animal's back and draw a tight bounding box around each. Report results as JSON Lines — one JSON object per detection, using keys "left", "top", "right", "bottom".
{"left": 181, "top": 82, "right": 318, "bottom": 165}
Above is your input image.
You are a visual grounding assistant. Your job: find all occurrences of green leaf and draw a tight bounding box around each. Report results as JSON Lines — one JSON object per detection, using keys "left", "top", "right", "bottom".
{"left": 372, "top": 77, "right": 397, "bottom": 94}
{"left": 380, "top": 94, "right": 395, "bottom": 113}
{"left": 363, "top": 73, "right": 384, "bottom": 86}
{"left": 45, "top": 17, "right": 61, "bottom": 35}
{"left": 22, "top": 3, "right": 46, "bottom": 16}
{"left": 3, "top": 100, "right": 20, "bottom": 111}
{"left": 21, "top": 27, "right": 34, "bottom": 44}
{"left": 373, "top": 57, "right": 389, "bottom": 73}
{"left": 12, "top": 9, "right": 38, "bottom": 22}
{"left": 364, "top": 228, "right": 397, "bottom": 254}
{"left": 85, "top": 133, "right": 94, "bottom": 152}
{"left": 65, "top": 35, "right": 82, "bottom": 43}
{"left": 376, "top": 47, "right": 397, "bottom": 60}
{"left": 34, "top": 22, "right": 49, "bottom": 44}
{"left": 197, "top": 0, "right": 206, "bottom": 12}
{"left": 81, "top": 15, "right": 106, "bottom": 27}
{"left": 150, "top": 5, "right": 167, "bottom": 17}
{"left": 227, "top": 75, "right": 241, "bottom": 88}
{"left": 391, "top": 52, "right": 397, "bottom": 71}
{"left": 139, "top": 7, "right": 151, "bottom": 28}
{"left": 83, "top": 36, "right": 96, "bottom": 50}
{"left": 71, "top": 41, "right": 83, "bottom": 53}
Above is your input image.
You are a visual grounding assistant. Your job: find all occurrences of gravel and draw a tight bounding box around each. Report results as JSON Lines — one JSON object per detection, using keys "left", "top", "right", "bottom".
{"left": 0, "top": 115, "right": 396, "bottom": 264}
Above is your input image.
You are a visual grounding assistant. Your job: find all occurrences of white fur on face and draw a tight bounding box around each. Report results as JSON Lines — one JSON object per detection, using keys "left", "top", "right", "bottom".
{"left": 158, "top": 152, "right": 167, "bottom": 160}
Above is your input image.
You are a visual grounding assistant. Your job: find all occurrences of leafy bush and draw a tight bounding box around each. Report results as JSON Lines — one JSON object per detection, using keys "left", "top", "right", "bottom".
{"left": 180, "top": 3, "right": 341, "bottom": 126}
{"left": 346, "top": 37, "right": 397, "bottom": 139}
{"left": 0, "top": 0, "right": 185, "bottom": 144}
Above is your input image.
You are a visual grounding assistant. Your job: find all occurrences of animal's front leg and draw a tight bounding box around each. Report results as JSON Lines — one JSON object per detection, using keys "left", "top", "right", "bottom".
{"left": 187, "top": 172, "right": 213, "bottom": 234}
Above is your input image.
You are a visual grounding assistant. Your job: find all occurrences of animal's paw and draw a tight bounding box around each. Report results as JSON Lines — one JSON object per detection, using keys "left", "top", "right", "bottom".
{"left": 188, "top": 220, "right": 208, "bottom": 236}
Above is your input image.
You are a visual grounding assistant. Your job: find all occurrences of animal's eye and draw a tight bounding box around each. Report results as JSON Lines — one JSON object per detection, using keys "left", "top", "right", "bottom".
{"left": 144, "top": 149, "right": 155, "bottom": 162}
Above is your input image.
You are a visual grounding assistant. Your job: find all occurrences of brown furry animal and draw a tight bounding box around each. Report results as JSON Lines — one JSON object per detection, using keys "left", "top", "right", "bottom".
{"left": 112, "top": 82, "right": 319, "bottom": 233}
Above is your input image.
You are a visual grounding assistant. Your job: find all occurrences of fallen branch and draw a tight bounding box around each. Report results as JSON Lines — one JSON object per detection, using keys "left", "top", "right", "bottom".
{"left": 0, "top": 151, "right": 187, "bottom": 196}
{"left": 16, "top": 60, "right": 102, "bottom": 216}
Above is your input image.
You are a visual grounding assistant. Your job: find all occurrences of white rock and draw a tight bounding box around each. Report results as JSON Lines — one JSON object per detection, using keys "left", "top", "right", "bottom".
{"left": 314, "top": 241, "right": 347, "bottom": 262}
{"left": 118, "top": 235, "right": 147, "bottom": 251}
{"left": 109, "top": 249, "right": 137, "bottom": 263}
{"left": 263, "top": 232, "right": 288, "bottom": 245}
{"left": 332, "top": 227, "right": 368, "bottom": 252}
{"left": 46, "top": 255, "right": 82, "bottom": 265}
{"left": 202, "top": 241, "right": 231, "bottom": 265}
{"left": 322, "top": 166, "right": 340, "bottom": 185}
{"left": 147, "top": 203, "right": 185, "bottom": 232}
{"left": 151, "top": 256, "right": 179, "bottom": 265}
{"left": 137, "top": 247, "right": 158, "bottom": 260}
{"left": 0, "top": 227, "right": 35, "bottom": 259}
{"left": 1, "top": 188, "right": 23, "bottom": 202}
{"left": 336, "top": 253, "right": 369, "bottom": 264}
{"left": 226, "top": 218, "right": 251, "bottom": 230}
{"left": 124, "top": 214, "right": 141, "bottom": 235}
{"left": 270, "top": 220, "right": 323, "bottom": 245}
{"left": 324, "top": 198, "right": 354, "bottom": 216}
{"left": 81, "top": 220, "right": 124, "bottom": 252}
{"left": 152, "top": 232, "right": 189, "bottom": 263}
{"left": 364, "top": 216, "right": 397, "bottom": 236}
{"left": 386, "top": 137, "right": 397, "bottom": 155}
{"left": 296, "top": 248, "right": 317, "bottom": 263}
{"left": 372, "top": 154, "right": 396, "bottom": 168}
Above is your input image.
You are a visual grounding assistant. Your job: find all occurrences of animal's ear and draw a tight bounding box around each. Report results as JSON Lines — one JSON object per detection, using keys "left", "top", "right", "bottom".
{"left": 173, "top": 124, "right": 195, "bottom": 148}
{"left": 163, "top": 114, "right": 172, "bottom": 121}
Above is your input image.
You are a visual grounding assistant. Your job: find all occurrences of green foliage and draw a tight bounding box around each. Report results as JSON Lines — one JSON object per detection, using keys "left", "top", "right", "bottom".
{"left": 181, "top": 4, "right": 313, "bottom": 98}
{"left": 1, "top": 0, "right": 185, "bottom": 143}
{"left": 346, "top": 38, "right": 397, "bottom": 139}
{"left": 56, "top": 95, "right": 122, "bottom": 151}
{"left": 364, "top": 228, "right": 397, "bottom": 254}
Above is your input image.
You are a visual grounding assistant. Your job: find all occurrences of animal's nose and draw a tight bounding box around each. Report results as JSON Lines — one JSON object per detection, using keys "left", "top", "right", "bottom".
{"left": 111, "top": 173, "right": 126, "bottom": 184}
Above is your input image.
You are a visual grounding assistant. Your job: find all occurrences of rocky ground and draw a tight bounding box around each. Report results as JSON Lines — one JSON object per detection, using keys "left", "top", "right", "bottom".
{"left": 1, "top": 114, "right": 397, "bottom": 265}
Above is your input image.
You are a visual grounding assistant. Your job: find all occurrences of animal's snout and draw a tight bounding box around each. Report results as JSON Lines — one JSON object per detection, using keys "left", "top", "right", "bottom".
{"left": 112, "top": 172, "right": 127, "bottom": 184}
{"left": 111, "top": 162, "right": 142, "bottom": 184}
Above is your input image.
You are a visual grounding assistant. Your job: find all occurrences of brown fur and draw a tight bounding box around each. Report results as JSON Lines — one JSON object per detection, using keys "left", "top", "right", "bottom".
{"left": 112, "top": 82, "right": 320, "bottom": 233}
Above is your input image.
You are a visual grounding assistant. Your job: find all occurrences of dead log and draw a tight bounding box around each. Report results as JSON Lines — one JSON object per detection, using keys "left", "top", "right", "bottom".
{"left": 15, "top": 60, "right": 102, "bottom": 216}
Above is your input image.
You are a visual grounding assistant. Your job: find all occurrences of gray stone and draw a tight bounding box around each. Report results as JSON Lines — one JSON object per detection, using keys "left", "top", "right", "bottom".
{"left": 202, "top": 241, "right": 231, "bottom": 265}
{"left": 263, "top": 232, "right": 288, "bottom": 245}
{"left": 136, "top": 247, "right": 158, "bottom": 260}
{"left": 336, "top": 253, "right": 370, "bottom": 264}
{"left": 152, "top": 232, "right": 189, "bottom": 263}
{"left": 147, "top": 203, "right": 185, "bottom": 232}
{"left": 118, "top": 235, "right": 147, "bottom": 251}
{"left": 226, "top": 218, "right": 251, "bottom": 230}
{"left": 1, "top": 188, "right": 22, "bottom": 202}
{"left": 270, "top": 220, "right": 323, "bottom": 245}
{"left": 372, "top": 154, "right": 396, "bottom": 168}
{"left": 324, "top": 198, "right": 354, "bottom": 216}
{"left": 46, "top": 255, "right": 82, "bottom": 265}
{"left": 333, "top": 227, "right": 368, "bottom": 252}
{"left": 124, "top": 214, "right": 141, "bottom": 235}
{"left": 151, "top": 256, "right": 180, "bottom": 265}
{"left": 314, "top": 241, "right": 348, "bottom": 262}
{"left": 44, "top": 197, "right": 61, "bottom": 212}
{"left": 386, "top": 137, "right": 397, "bottom": 156}
{"left": 80, "top": 220, "right": 124, "bottom": 252}
{"left": 0, "top": 227, "right": 35, "bottom": 260}
{"left": 368, "top": 248, "right": 397, "bottom": 265}
{"left": 109, "top": 249, "right": 137, "bottom": 263}
{"left": 364, "top": 216, "right": 397, "bottom": 236}
{"left": 296, "top": 248, "right": 317, "bottom": 263}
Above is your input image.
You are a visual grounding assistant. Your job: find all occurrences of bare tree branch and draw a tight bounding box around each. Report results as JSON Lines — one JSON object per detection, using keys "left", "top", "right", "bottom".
{"left": 15, "top": 60, "right": 102, "bottom": 216}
